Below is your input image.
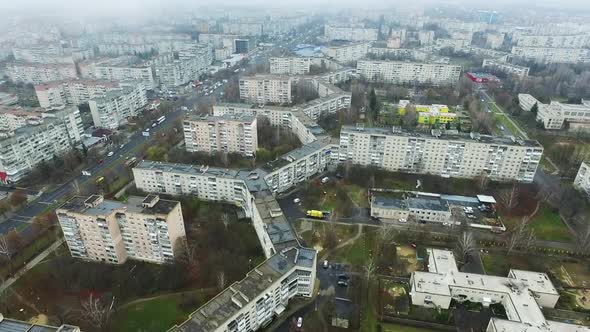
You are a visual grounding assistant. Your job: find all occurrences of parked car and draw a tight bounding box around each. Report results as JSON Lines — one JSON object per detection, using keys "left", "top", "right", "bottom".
{"left": 323, "top": 260, "right": 329, "bottom": 269}
{"left": 296, "top": 317, "right": 303, "bottom": 328}
{"left": 293, "top": 198, "right": 301, "bottom": 204}
{"left": 107, "top": 151, "right": 114, "bottom": 157}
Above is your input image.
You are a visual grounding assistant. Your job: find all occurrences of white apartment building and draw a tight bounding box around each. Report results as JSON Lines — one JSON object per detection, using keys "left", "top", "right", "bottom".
{"left": 515, "top": 34, "right": 590, "bottom": 48}
{"left": 418, "top": 31, "right": 435, "bottom": 45}
{"left": 222, "top": 22, "right": 263, "bottom": 36}
{"left": 324, "top": 24, "right": 378, "bottom": 41}
{"left": 338, "top": 126, "right": 543, "bottom": 183}
{"left": 214, "top": 47, "right": 232, "bottom": 61}
{"left": 435, "top": 38, "right": 471, "bottom": 51}
{"left": 239, "top": 75, "right": 292, "bottom": 104}
{"left": 169, "top": 246, "right": 316, "bottom": 332}
{"left": 357, "top": 60, "right": 462, "bottom": 86}
{"left": 484, "top": 32, "right": 505, "bottom": 49}
{"left": 411, "top": 249, "right": 587, "bottom": 332}
{"left": 269, "top": 57, "right": 314, "bottom": 75}
{"left": 88, "top": 84, "right": 148, "bottom": 129}
{"left": 0, "top": 107, "right": 84, "bottom": 183}
{"left": 81, "top": 56, "right": 156, "bottom": 89}
{"left": 198, "top": 33, "right": 238, "bottom": 49}
{"left": 154, "top": 44, "right": 213, "bottom": 89}
{"left": 12, "top": 44, "right": 74, "bottom": 64}
{"left": 321, "top": 42, "right": 370, "bottom": 63}
{"left": 0, "top": 107, "right": 46, "bottom": 131}
{"left": 482, "top": 59, "right": 530, "bottom": 78}
{"left": 369, "top": 48, "right": 429, "bottom": 61}
{"left": 35, "top": 79, "right": 120, "bottom": 108}
{"left": 535, "top": 99, "right": 590, "bottom": 130}
{"left": 517, "top": 94, "right": 541, "bottom": 112}
{"left": 5, "top": 62, "right": 78, "bottom": 84}
{"left": 511, "top": 46, "right": 590, "bottom": 64}
{"left": 56, "top": 194, "right": 186, "bottom": 265}
{"left": 183, "top": 114, "right": 258, "bottom": 157}
{"left": 574, "top": 162, "right": 590, "bottom": 199}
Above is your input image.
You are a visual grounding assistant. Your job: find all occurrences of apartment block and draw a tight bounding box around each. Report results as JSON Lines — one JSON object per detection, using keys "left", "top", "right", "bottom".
{"left": 183, "top": 114, "right": 258, "bottom": 157}
{"left": 239, "top": 75, "right": 292, "bottom": 104}
{"left": 0, "top": 107, "right": 84, "bottom": 183}
{"left": 338, "top": 126, "right": 543, "bottom": 182}
{"left": 324, "top": 24, "right": 378, "bottom": 41}
{"left": 198, "top": 33, "right": 238, "bottom": 49}
{"left": 368, "top": 48, "right": 429, "bottom": 61}
{"left": 81, "top": 56, "right": 156, "bottom": 89}
{"left": 12, "top": 44, "right": 75, "bottom": 64}
{"left": 482, "top": 59, "right": 530, "bottom": 78}
{"left": 269, "top": 57, "right": 314, "bottom": 75}
{"left": 154, "top": 44, "right": 213, "bottom": 89}
{"left": 511, "top": 46, "right": 590, "bottom": 64}
{"left": 321, "top": 42, "right": 370, "bottom": 63}
{"left": 0, "top": 106, "right": 46, "bottom": 131}
{"left": 222, "top": 22, "right": 263, "bottom": 36}
{"left": 35, "top": 79, "right": 121, "bottom": 108}
{"left": 357, "top": 60, "right": 462, "bottom": 85}
{"left": 170, "top": 246, "right": 316, "bottom": 332}
{"left": 535, "top": 99, "right": 590, "bottom": 130}
{"left": 517, "top": 94, "right": 541, "bottom": 112}
{"left": 411, "top": 248, "right": 586, "bottom": 332}
{"left": 5, "top": 62, "right": 78, "bottom": 84}
{"left": 435, "top": 38, "right": 471, "bottom": 51}
{"left": 57, "top": 194, "right": 186, "bottom": 264}
{"left": 515, "top": 34, "right": 590, "bottom": 48}
{"left": 371, "top": 194, "right": 452, "bottom": 223}
{"left": 88, "top": 84, "right": 148, "bottom": 129}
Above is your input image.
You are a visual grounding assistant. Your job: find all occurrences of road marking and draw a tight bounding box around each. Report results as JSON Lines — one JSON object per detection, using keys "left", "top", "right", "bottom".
{"left": 335, "top": 297, "right": 351, "bottom": 302}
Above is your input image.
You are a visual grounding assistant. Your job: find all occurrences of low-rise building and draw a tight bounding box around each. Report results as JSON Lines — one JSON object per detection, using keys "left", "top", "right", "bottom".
{"left": 88, "top": 84, "right": 148, "bottom": 129}
{"left": 239, "top": 75, "right": 292, "bottom": 104}
{"left": 398, "top": 100, "right": 456, "bottom": 125}
{"left": 339, "top": 126, "right": 542, "bottom": 182}
{"left": 574, "top": 161, "right": 590, "bottom": 199}
{"left": 482, "top": 59, "right": 530, "bottom": 78}
{"left": 0, "top": 314, "right": 79, "bottom": 332}
{"left": 0, "top": 107, "right": 84, "bottom": 183}
{"left": 57, "top": 194, "right": 186, "bottom": 264}
{"left": 517, "top": 94, "right": 541, "bottom": 112}
{"left": 357, "top": 60, "right": 461, "bottom": 86}
{"left": 183, "top": 114, "right": 258, "bottom": 157}
{"left": 535, "top": 100, "right": 590, "bottom": 130}
{"left": 410, "top": 248, "right": 585, "bottom": 332}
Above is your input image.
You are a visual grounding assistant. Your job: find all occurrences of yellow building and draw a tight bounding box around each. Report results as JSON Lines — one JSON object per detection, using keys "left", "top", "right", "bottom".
{"left": 398, "top": 100, "right": 457, "bottom": 125}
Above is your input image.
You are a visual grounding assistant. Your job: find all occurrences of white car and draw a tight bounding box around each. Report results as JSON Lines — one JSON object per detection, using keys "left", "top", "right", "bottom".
{"left": 323, "top": 260, "right": 328, "bottom": 269}
{"left": 293, "top": 198, "right": 301, "bottom": 204}
{"left": 398, "top": 218, "right": 407, "bottom": 223}
{"left": 107, "top": 151, "right": 114, "bottom": 157}
{"left": 296, "top": 317, "right": 303, "bottom": 328}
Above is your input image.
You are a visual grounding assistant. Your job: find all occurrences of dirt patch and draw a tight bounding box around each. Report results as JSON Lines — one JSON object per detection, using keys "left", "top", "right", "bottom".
{"left": 29, "top": 314, "right": 49, "bottom": 325}
{"left": 573, "top": 290, "right": 590, "bottom": 310}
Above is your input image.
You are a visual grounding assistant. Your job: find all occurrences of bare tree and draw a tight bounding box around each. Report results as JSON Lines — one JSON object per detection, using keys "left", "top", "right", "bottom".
{"left": 80, "top": 294, "right": 114, "bottom": 331}
{"left": 221, "top": 212, "right": 230, "bottom": 230}
{"left": 217, "top": 271, "right": 226, "bottom": 291}
{"left": 456, "top": 231, "right": 476, "bottom": 264}
{"left": 506, "top": 217, "right": 530, "bottom": 255}
{"left": 0, "top": 235, "right": 10, "bottom": 261}
{"left": 363, "top": 255, "right": 376, "bottom": 282}
{"left": 575, "top": 223, "right": 590, "bottom": 254}
{"left": 476, "top": 173, "right": 490, "bottom": 192}
{"left": 499, "top": 184, "right": 520, "bottom": 214}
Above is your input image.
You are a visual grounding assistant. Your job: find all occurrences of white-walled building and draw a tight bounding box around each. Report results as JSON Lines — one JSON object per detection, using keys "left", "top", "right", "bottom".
{"left": 183, "top": 114, "right": 258, "bottom": 157}
{"left": 0, "top": 107, "right": 84, "bottom": 183}
{"left": 321, "top": 42, "right": 370, "bottom": 63}
{"left": 89, "top": 84, "right": 148, "bottom": 129}
{"left": 482, "top": 59, "right": 530, "bottom": 78}
{"left": 338, "top": 126, "right": 543, "bottom": 182}
{"left": 239, "top": 75, "right": 292, "bottom": 104}
{"left": 410, "top": 248, "right": 587, "bottom": 332}
{"left": 518, "top": 94, "right": 541, "bottom": 112}
{"left": 270, "top": 57, "right": 314, "bottom": 75}
{"left": 154, "top": 44, "right": 213, "bottom": 89}
{"left": 515, "top": 34, "right": 590, "bottom": 48}
{"left": 357, "top": 60, "right": 462, "bottom": 85}
{"left": 5, "top": 62, "right": 78, "bottom": 84}
{"left": 222, "top": 22, "right": 263, "bottom": 36}
{"left": 81, "top": 56, "right": 156, "bottom": 89}
{"left": 511, "top": 46, "right": 590, "bottom": 64}
{"left": 324, "top": 24, "right": 378, "bottom": 41}
{"left": 535, "top": 100, "right": 590, "bottom": 130}
{"left": 574, "top": 162, "right": 590, "bottom": 199}
{"left": 57, "top": 194, "right": 186, "bottom": 265}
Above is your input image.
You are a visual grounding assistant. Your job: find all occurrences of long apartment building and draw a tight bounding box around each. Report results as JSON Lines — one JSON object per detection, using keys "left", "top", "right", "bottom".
{"left": 511, "top": 46, "right": 590, "bottom": 64}
{"left": 321, "top": 42, "right": 370, "bottom": 63}
{"left": 57, "top": 194, "right": 186, "bottom": 264}
{"left": 0, "top": 106, "right": 46, "bottom": 131}
{"left": 239, "top": 75, "right": 292, "bottom": 104}
{"left": 338, "top": 126, "right": 543, "bottom": 182}
{"left": 482, "top": 59, "right": 530, "bottom": 78}
{"left": 154, "top": 43, "right": 213, "bottom": 89}
{"left": 34, "top": 79, "right": 121, "bottom": 108}
{"left": 574, "top": 162, "right": 590, "bottom": 200}
{"left": 0, "top": 107, "right": 84, "bottom": 183}
{"left": 520, "top": 94, "right": 590, "bottom": 130}
{"left": 170, "top": 246, "right": 316, "bottom": 332}
{"left": 270, "top": 57, "right": 315, "bottom": 75}
{"left": 411, "top": 248, "right": 588, "bottom": 332}
{"left": 80, "top": 56, "right": 156, "bottom": 89}
{"left": 324, "top": 24, "right": 378, "bottom": 41}
{"left": 4, "top": 62, "right": 78, "bottom": 84}
{"left": 515, "top": 34, "right": 590, "bottom": 48}
{"left": 88, "top": 84, "right": 148, "bottom": 129}
{"left": 357, "top": 60, "right": 462, "bottom": 85}
{"left": 183, "top": 114, "right": 258, "bottom": 157}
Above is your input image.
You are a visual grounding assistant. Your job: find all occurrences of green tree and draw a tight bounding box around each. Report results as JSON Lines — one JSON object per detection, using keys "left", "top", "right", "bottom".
{"left": 531, "top": 102, "right": 538, "bottom": 116}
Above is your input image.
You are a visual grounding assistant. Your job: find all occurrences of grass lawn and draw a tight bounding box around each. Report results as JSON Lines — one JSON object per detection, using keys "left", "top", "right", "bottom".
{"left": 344, "top": 184, "right": 369, "bottom": 207}
{"left": 361, "top": 281, "right": 379, "bottom": 332}
{"left": 381, "top": 323, "right": 442, "bottom": 332}
{"left": 0, "top": 232, "right": 58, "bottom": 280}
{"left": 292, "top": 219, "right": 358, "bottom": 254}
{"left": 529, "top": 206, "right": 573, "bottom": 243}
{"left": 481, "top": 252, "right": 547, "bottom": 276}
{"left": 331, "top": 227, "right": 377, "bottom": 267}
{"left": 113, "top": 291, "right": 210, "bottom": 332}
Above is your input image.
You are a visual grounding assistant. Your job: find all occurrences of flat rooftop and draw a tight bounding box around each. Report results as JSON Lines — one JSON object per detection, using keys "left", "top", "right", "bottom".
{"left": 0, "top": 316, "right": 79, "bottom": 332}
{"left": 372, "top": 195, "right": 406, "bottom": 210}
{"left": 185, "top": 113, "right": 255, "bottom": 123}
{"left": 253, "top": 190, "right": 299, "bottom": 251}
{"left": 340, "top": 125, "right": 542, "bottom": 148}
{"left": 58, "top": 195, "right": 179, "bottom": 216}
{"left": 407, "top": 196, "right": 450, "bottom": 212}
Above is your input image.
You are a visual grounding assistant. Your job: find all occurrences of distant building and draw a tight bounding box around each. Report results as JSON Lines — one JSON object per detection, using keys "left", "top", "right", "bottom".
{"left": 88, "top": 84, "right": 148, "bottom": 129}
{"left": 57, "top": 195, "right": 186, "bottom": 264}
{"left": 482, "top": 59, "right": 530, "bottom": 78}
{"left": 183, "top": 114, "right": 258, "bottom": 157}
{"left": 269, "top": 57, "right": 314, "bottom": 75}
{"left": 80, "top": 56, "right": 156, "bottom": 89}
{"left": 239, "top": 75, "right": 292, "bottom": 104}
{"left": 357, "top": 60, "right": 462, "bottom": 86}
{"left": 5, "top": 62, "right": 77, "bottom": 84}
{"left": 574, "top": 162, "right": 590, "bottom": 199}
{"left": 515, "top": 34, "right": 590, "bottom": 48}
{"left": 511, "top": 46, "right": 590, "bottom": 64}
{"left": 321, "top": 42, "right": 370, "bottom": 63}
{"left": 324, "top": 24, "right": 378, "bottom": 42}
{"left": 234, "top": 39, "right": 250, "bottom": 54}
{"left": 34, "top": 79, "right": 121, "bottom": 109}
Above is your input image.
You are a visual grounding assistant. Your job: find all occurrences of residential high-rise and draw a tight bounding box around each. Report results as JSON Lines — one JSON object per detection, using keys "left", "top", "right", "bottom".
{"left": 153, "top": 44, "right": 213, "bottom": 89}
{"left": 511, "top": 46, "right": 590, "bottom": 64}
{"left": 5, "top": 62, "right": 78, "bottom": 84}
{"left": 321, "top": 42, "right": 370, "bottom": 63}
{"left": 57, "top": 194, "right": 186, "bottom": 264}
{"left": 482, "top": 59, "right": 530, "bottom": 78}
{"left": 183, "top": 114, "right": 258, "bottom": 157}
{"left": 80, "top": 56, "right": 156, "bottom": 89}
{"left": 269, "top": 57, "right": 314, "bottom": 75}
{"left": 356, "top": 60, "right": 462, "bottom": 85}
{"left": 239, "top": 75, "right": 292, "bottom": 104}
{"left": 35, "top": 79, "right": 121, "bottom": 109}
{"left": 88, "top": 84, "right": 148, "bottom": 129}
{"left": 338, "top": 126, "right": 543, "bottom": 182}
{"left": 324, "top": 24, "right": 378, "bottom": 41}
{"left": 0, "top": 107, "right": 84, "bottom": 183}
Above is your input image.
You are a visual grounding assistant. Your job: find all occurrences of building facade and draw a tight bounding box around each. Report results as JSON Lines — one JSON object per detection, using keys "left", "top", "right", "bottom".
{"left": 88, "top": 84, "right": 148, "bottom": 129}
{"left": 357, "top": 60, "right": 462, "bottom": 85}
{"left": 511, "top": 46, "right": 590, "bottom": 64}
{"left": 321, "top": 42, "right": 370, "bottom": 63}
{"left": 5, "top": 62, "right": 78, "bottom": 84}
{"left": 338, "top": 126, "right": 543, "bottom": 182}
{"left": 57, "top": 194, "right": 186, "bottom": 264}
{"left": 324, "top": 25, "right": 378, "bottom": 41}
{"left": 183, "top": 114, "right": 258, "bottom": 157}
{"left": 482, "top": 59, "right": 530, "bottom": 78}
{"left": 239, "top": 75, "right": 292, "bottom": 104}
{"left": 269, "top": 57, "right": 313, "bottom": 75}
{"left": 35, "top": 79, "right": 120, "bottom": 108}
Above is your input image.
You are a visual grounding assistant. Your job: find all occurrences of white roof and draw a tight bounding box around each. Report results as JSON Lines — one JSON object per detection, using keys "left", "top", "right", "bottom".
{"left": 477, "top": 195, "right": 497, "bottom": 204}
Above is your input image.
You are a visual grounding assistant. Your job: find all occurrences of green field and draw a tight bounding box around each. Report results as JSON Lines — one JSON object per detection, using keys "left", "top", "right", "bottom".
{"left": 381, "top": 323, "right": 442, "bottom": 332}
{"left": 529, "top": 206, "right": 573, "bottom": 242}
{"left": 113, "top": 291, "right": 210, "bottom": 332}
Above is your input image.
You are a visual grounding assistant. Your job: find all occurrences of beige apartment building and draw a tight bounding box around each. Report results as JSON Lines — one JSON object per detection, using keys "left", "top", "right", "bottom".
{"left": 56, "top": 194, "right": 186, "bottom": 264}
{"left": 35, "top": 79, "right": 121, "bottom": 109}
{"left": 239, "top": 75, "right": 292, "bottom": 104}
{"left": 339, "top": 126, "right": 543, "bottom": 182}
{"left": 183, "top": 114, "right": 258, "bottom": 157}
{"left": 356, "top": 60, "right": 462, "bottom": 85}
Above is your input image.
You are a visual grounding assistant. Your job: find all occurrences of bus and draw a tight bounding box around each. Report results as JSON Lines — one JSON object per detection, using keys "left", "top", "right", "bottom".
{"left": 306, "top": 210, "right": 324, "bottom": 219}
{"left": 157, "top": 116, "right": 166, "bottom": 124}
